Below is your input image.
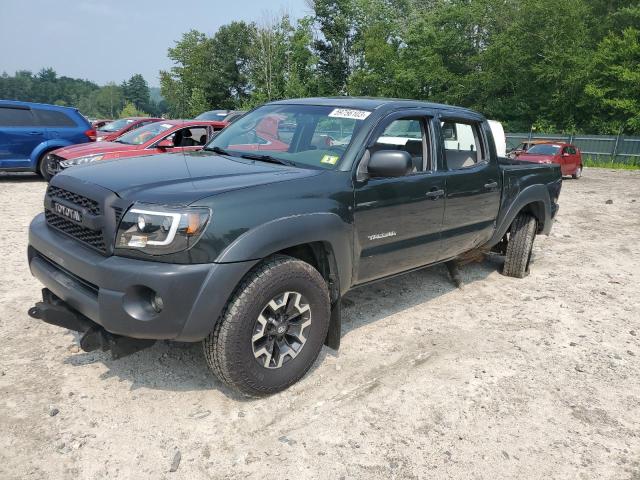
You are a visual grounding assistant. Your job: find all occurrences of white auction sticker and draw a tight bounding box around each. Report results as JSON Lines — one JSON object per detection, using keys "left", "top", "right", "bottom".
{"left": 328, "top": 108, "right": 371, "bottom": 120}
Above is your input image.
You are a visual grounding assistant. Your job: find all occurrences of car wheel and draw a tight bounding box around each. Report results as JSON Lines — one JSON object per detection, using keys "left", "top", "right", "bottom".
{"left": 38, "top": 152, "right": 54, "bottom": 181}
{"left": 203, "top": 255, "right": 330, "bottom": 397}
{"left": 572, "top": 165, "right": 582, "bottom": 179}
{"left": 503, "top": 213, "right": 537, "bottom": 279}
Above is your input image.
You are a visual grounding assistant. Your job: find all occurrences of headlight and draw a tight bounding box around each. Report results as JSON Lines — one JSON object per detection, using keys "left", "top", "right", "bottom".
{"left": 59, "top": 154, "right": 104, "bottom": 168}
{"left": 115, "top": 203, "right": 211, "bottom": 255}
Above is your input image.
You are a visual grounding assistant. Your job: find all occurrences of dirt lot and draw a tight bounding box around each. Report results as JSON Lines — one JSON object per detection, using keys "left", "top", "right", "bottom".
{"left": 0, "top": 168, "right": 639, "bottom": 479}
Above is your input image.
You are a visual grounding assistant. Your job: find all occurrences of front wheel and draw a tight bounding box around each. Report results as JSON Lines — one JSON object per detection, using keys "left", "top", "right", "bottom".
{"left": 203, "top": 255, "right": 330, "bottom": 397}
{"left": 572, "top": 165, "right": 582, "bottom": 179}
{"left": 38, "top": 152, "right": 54, "bottom": 181}
{"left": 502, "top": 213, "right": 538, "bottom": 278}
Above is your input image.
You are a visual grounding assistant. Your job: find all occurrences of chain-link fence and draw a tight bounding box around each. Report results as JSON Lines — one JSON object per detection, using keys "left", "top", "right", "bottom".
{"left": 506, "top": 133, "right": 640, "bottom": 165}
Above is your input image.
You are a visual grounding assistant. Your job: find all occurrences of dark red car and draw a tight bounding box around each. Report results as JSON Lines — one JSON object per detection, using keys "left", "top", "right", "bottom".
{"left": 517, "top": 142, "right": 583, "bottom": 178}
{"left": 96, "top": 117, "right": 163, "bottom": 142}
{"left": 45, "top": 120, "right": 227, "bottom": 176}
{"left": 90, "top": 118, "right": 112, "bottom": 130}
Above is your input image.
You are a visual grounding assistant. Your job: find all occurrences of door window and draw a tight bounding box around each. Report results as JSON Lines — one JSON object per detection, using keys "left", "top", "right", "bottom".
{"left": 173, "top": 127, "right": 208, "bottom": 147}
{"left": 0, "top": 107, "right": 36, "bottom": 127}
{"left": 33, "top": 109, "right": 76, "bottom": 127}
{"left": 441, "top": 120, "right": 486, "bottom": 170}
{"left": 370, "top": 118, "right": 430, "bottom": 173}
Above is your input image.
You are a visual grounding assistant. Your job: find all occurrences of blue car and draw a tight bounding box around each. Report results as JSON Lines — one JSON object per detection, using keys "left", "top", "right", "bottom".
{"left": 0, "top": 100, "right": 95, "bottom": 179}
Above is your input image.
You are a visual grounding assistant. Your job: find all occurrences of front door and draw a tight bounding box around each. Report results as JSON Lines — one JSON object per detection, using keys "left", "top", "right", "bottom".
{"left": 353, "top": 114, "right": 446, "bottom": 284}
{"left": 439, "top": 117, "right": 501, "bottom": 259}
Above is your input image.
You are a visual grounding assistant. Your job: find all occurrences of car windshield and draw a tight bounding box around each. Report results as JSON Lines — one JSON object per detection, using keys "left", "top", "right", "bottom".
{"left": 100, "top": 118, "right": 136, "bottom": 132}
{"left": 526, "top": 144, "right": 560, "bottom": 155}
{"left": 196, "top": 110, "right": 229, "bottom": 120}
{"left": 205, "top": 104, "right": 369, "bottom": 169}
{"left": 115, "top": 122, "right": 173, "bottom": 145}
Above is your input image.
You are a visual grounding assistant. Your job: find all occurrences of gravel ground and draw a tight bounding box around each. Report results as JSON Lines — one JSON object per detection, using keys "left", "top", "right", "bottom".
{"left": 0, "top": 168, "right": 639, "bottom": 479}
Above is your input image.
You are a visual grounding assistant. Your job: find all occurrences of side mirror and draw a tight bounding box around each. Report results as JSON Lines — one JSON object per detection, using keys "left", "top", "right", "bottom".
{"left": 367, "top": 150, "right": 412, "bottom": 178}
{"left": 157, "top": 139, "right": 174, "bottom": 149}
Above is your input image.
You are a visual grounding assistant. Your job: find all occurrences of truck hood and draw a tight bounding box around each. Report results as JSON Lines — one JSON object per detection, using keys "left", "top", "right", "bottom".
{"left": 54, "top": 150, "right": 324, "bottom": 204}
{"left": 53, "top": 141, "right": 139, "bottom": 159}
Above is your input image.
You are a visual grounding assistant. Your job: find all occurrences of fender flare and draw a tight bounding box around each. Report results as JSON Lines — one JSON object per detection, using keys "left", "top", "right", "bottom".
{"left": 30, "top": 141, "right": 73, "bottom": 168}
{"left": 487, "top": 184, "right": 552, "bottom": 247}
{"left": 216, "top": 212, "right": 354, "bottom": 292}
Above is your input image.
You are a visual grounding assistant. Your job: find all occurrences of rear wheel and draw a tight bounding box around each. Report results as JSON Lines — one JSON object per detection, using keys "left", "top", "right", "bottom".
{"left": 503, "top": 213, "right": 538, "bottom": 278}
{"left": 37, "top": 151, "right": 54, "bottom": 181}
{"left": 572, "top": 165, "right": 582, "bottom": 179}
{"left": 203, "top": 255, "right": 330, "bottom": 397}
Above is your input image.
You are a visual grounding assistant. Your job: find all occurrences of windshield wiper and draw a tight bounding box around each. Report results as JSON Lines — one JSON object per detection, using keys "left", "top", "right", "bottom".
{"left": 204, "top": 145, "right": 233, "bottom": 156}
{"left": 239, "top": 153, "right": 296, "bottom": 167}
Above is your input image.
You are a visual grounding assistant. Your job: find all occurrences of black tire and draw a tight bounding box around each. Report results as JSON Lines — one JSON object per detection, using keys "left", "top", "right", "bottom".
{"left": 503, "top": 213, "right": 537, "bottom": 278}
{"left": 203, "top": 255, "right": 330, "bottom": 397}
{"left": 572, "top": 165, "right": 583, "bottom": 179}
{"left": 37, "top": 151, "right": 54, "bottom": 181}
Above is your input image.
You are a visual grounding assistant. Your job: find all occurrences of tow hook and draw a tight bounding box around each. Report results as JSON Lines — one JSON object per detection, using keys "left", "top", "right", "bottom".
{"left": 28, "top": 289, "right": 155, "bottom": 359}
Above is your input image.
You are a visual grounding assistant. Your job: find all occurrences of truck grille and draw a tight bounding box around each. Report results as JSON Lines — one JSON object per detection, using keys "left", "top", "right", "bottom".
{"left": 47, "top": 186, "right": 101, "bottom": 216}
{"left": 45, "top": 211, "right": 106, "bottom": 253}
{"left": 45, "top": 186, "right": 107, "bottom": 253}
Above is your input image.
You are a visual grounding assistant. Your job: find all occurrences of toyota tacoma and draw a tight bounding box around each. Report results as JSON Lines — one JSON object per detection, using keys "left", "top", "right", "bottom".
{"left": 27, "top": 98, "right": 562, "bottom": 396}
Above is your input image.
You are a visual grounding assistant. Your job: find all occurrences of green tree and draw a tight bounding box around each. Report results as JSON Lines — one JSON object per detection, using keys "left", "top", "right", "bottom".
{"left": 585, "top": 27, "right": 640, "bottom": 134}
{"left": 119, "top": 101, "right": 148, "bottom": 118}
{"left": 122, "top": 74, "right": 151, "bottom": 112}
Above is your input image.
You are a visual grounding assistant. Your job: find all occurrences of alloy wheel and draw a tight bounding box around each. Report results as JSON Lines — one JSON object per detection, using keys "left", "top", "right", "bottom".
{"left": 252, "top": 291, "right": 312, "bottom": 369}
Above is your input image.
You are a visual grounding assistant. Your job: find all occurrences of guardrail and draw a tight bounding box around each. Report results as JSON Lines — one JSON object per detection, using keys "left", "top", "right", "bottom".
{"left": 506, "top": 133, "right": 640, "bottom": 165}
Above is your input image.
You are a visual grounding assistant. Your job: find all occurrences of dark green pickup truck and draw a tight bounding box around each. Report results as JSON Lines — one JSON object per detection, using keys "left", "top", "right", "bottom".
{"left": 28, "top": 97, "right": 562, "bottom": 396}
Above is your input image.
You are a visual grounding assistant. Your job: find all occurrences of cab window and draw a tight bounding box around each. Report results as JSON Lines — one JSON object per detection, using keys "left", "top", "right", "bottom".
{"left": 370, "top": 118, "right": 430, "bottom": 173}
{"left": 441, "top": 120, "right": 486, "bottom": 170}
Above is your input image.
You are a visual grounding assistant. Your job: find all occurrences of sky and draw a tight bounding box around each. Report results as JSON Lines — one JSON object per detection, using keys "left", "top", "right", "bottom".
{"left": 0, "top": 0, "right": 309, "bottom": 87}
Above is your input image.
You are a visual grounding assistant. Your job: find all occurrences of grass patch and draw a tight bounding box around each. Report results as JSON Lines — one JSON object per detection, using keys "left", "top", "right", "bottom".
{"left": 583, "top": 157, "right": 640, "bottom": 170}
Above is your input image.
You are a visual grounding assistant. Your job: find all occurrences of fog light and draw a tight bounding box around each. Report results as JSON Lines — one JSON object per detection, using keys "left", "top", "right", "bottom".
{"left": 151, "top": 294, "right": 164, "bottom": 313}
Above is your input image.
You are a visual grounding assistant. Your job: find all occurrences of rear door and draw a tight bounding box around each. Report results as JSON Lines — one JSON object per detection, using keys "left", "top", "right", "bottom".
{"left": 353, "top": 111, "right": 446, "bottom": 283}
{"left": 0, "top": 106, "right": 44, "bottom": 167}
{"left": 32, "top": 108, "right": 79, "bottom": 143}
{"left": 438, "top": 116, "right": 501, "bottom": 259}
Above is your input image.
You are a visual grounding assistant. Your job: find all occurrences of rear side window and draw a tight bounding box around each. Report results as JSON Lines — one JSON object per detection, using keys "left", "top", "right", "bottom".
{"left": 33, "top": 109, "right": 77, "bottom": 127}
{"left": 0, "top": 107, "right": 36, "bottom": 127}
{"left": 441, "top": 120, "right": 486, "bottom": 170}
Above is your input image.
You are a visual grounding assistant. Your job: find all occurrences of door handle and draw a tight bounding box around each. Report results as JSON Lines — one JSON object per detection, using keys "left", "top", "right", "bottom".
{"left": 484, "top": 181, "right": 498, "bottom": 189}
{"left": 426, "top": 189, "right": 444, "bottom": 199}
{"left": 28, "top": 131, "right": 41, "bottom": 135}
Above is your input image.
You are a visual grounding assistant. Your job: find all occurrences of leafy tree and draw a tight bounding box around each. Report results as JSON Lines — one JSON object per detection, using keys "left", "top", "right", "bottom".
{"left": 119, "top": 101, "right": 148, "bottom": 118}
{"left": 585, "top": 27, "right": 640, "bottom": 134}
{"left": 122, "top": 74, "right": 151, "bottom": 112}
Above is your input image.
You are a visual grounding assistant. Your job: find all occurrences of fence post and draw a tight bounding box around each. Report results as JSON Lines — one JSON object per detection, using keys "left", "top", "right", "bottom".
{"left": 611, "top": 131, "right": 621, "bottom": 164}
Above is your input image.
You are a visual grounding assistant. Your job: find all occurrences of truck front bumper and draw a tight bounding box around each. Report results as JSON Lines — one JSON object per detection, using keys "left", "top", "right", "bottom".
{"left": 28, "top": 213, "right": 257, "bottom": 341}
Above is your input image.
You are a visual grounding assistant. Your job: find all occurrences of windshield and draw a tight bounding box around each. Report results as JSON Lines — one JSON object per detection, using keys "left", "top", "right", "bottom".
{"left": 100, "top": 118, "right": 136, "bottom": 132}
{"left": 206, "top": 104, "right": 369, "bottom": 169}
{"left": 196, "top": 110, "right": 229, "bottom": 120}
{"left": 116, "top": 122, "right": 173, "bottom": 145}
{"left": 526, "top": 144, "right": 560, "bottom": 155}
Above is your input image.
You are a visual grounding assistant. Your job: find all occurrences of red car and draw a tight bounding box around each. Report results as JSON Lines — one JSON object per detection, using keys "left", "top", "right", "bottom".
{"left": 96, "top": 117, "right": 163, "bottom": 142}
{"left": 90, "top": 118, "right": 112, "bottom": 130}
{"left": 517, "top": 142, "right": 583, "bottom": 178}
{"left": 45, "top": 120, "right": 227, "bottom": 176}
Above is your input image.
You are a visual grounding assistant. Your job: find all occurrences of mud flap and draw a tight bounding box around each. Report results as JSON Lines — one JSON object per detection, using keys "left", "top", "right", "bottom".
{"left": 324, "top": 299, "right": 341, "bottom": 350}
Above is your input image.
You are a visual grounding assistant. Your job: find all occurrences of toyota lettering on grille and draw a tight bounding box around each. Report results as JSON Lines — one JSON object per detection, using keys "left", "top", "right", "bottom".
{"left": 53, "top": 202, "right": 82, "bottom": 223}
